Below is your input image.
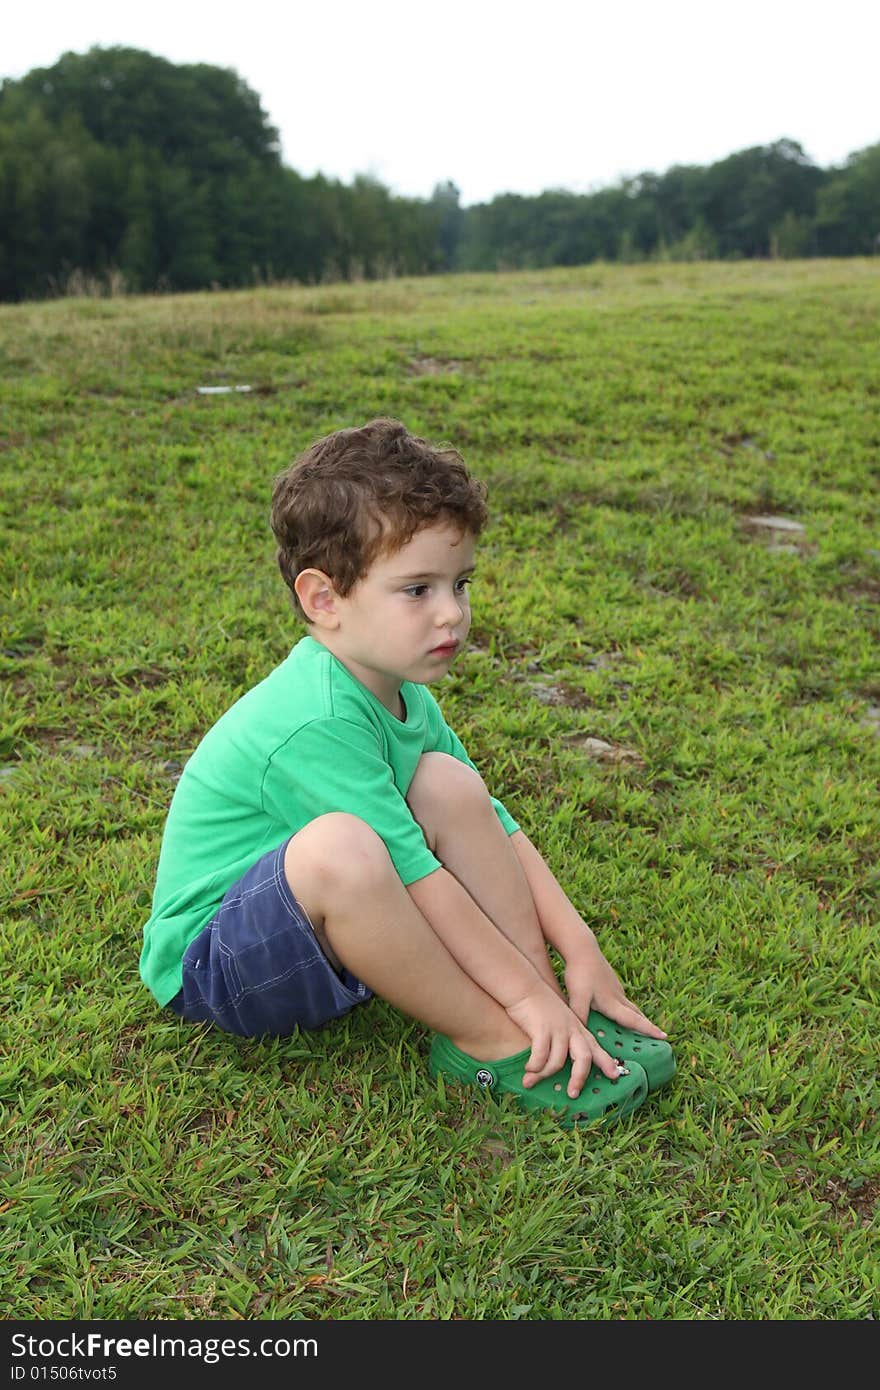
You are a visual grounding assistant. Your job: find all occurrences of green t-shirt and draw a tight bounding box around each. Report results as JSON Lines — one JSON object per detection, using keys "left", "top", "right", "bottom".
{"left": 139, "top": 635, "right": 518, "bottom": 1006}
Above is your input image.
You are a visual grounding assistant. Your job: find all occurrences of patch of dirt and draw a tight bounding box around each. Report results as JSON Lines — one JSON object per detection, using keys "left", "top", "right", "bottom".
{"left": 561, "top": 733, "right": 646, "bottom": 766}
{"left": 642, "top": 568, "right": 702, "bottom": 598}
{"left": 72, "top": 665, "right": 171, "bottom": 692}
{"left": 716, "top": 432, "right": 775, "bottom": 460}
{"left": 584, "top": 651, "right": 624, "bottom": 671}
{"left": 526, "top": 679, "right": 594, "bottom": 710}
{"left": 822, "top": 1174, "right": 880, "bottom": 1225}
{"left": 739, "top": 513, "right": 815, "bottom": 555}
{"left": 859, "top": 705, "right": 880, "bottom": 734}
{"left": 465, "top": 640, "right": 630, "bottom": 712}
{"left": 839, "top": 578, "right": 880, "bottom": 607}
{"left": 740, "top": 514, "right": 806, "bottom": 534}
{"left": 406, "top": 355, "right": 465, "bottom": 376}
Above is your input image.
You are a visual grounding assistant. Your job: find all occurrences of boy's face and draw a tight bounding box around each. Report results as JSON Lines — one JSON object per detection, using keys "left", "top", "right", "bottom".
{"left": 316, "top": 521, "right": 475, "bottom": 712}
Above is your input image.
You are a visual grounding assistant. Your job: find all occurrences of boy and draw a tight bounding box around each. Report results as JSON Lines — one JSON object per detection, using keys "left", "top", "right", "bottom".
{"left": 140, "top": 418, "right": 673, "bottom": 1127}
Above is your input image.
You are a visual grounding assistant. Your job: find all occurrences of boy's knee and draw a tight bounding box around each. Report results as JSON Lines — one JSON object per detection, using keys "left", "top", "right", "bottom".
{"left": 407, "top": 752, "right": 490, "bottom": 822}
{"left": 285, "top": 813, "right": 392, "bottom": 898}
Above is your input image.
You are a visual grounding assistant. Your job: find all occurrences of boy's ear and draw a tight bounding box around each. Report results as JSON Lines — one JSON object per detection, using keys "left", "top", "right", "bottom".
{"left": 294, "top": 568, "right": 341, "bottom": 627}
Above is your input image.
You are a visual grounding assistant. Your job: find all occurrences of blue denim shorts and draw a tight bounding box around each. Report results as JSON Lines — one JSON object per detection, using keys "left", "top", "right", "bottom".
{"left": 166, "top": 838, "right": 372, "bottom": 1037}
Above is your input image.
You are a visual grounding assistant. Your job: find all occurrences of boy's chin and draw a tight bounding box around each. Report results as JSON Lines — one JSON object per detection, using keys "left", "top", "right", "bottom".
{"left": 421, "top": 654, "right": 458, "bottom": 676}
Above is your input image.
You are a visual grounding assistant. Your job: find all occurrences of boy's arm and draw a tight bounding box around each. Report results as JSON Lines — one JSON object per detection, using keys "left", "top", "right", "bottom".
{"left": 509, "top": 829, "right": 668, "bottom": 1040}
{"left": 407, "top": 866, "right": 616, "bottom": 1092}
{"left": 408, "top": 864, "right": 548, "bottom": 1006}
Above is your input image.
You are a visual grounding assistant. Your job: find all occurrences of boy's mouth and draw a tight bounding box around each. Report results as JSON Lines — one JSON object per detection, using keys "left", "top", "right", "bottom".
{"left": 429, "top": 641, "right": 459, "bottom": 657}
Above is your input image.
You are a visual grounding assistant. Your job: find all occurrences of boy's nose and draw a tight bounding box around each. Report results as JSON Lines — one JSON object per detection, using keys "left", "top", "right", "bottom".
{"left": 437, "top": 594, "right": 465, "bottom": 626}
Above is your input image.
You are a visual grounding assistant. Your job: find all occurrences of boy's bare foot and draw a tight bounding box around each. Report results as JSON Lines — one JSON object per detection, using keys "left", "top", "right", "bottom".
{"left": 447, "top": 1024, "right": 530, "bottom": 1065}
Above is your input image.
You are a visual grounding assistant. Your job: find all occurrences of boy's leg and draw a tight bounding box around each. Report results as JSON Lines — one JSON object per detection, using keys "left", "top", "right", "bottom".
{"left": 406, "top": 759, "right": 675, "bottom": 1092}
{"left": 284, "top": 811, "right": 650, "bottom": 1125}
{"left": 406, "top": 753, "right": 562, "bottom": 994}
{"left": 284, "top": 813, "right": 530, "bottom": 1063}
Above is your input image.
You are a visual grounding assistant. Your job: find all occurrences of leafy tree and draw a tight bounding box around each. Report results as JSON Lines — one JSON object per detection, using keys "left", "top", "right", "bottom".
{"left": 430, "top": 180, "right": 464, "bottom": 268}
{"left": 814, "top": 144, "right": 880, "bottom": 255}
{"left": 699, "top": 139, "right": 824, "bottom": 258}
{"left": 0, "top": 44, "right": 875, "bottom": 301}
{"left": 645, "top": 165, "right": 705, "bottom": 255}
{"left": 157, "top": 167, "right": 220, "bottom": 290}
{"left": 661, "top": 217, "right": 720, "bottom": 262}
{"left": 771, "top": 210, "right": 816, "bottom": 259}
{"left": 0, "top": 104, "right": 92, "bottom": 298}
{"left": 4, "top": 46, "right": 280, "bottom": 169}
{"left": 0, "top": 46, "right": 282, "bottom": 297}
{"left": 119, "top": 145, "right": 158, "bottom": 291}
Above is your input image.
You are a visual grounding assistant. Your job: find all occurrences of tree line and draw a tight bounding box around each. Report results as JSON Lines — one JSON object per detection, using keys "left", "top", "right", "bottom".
{"left": 1, "top": 46, "right": 878, "bottom": 302}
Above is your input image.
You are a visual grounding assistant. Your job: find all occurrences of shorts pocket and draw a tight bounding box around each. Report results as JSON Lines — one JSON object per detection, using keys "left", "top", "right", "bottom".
{"left": 218, "top": 939, "right": 245, "bottom": 1000}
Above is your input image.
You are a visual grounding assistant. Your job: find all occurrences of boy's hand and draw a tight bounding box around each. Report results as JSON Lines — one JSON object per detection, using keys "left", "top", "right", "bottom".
{"left": 503, "top": 982, "right": 621, "bottom": 1098}
{"left": 563, "top": 938, "right": 668, "bottom": 1041}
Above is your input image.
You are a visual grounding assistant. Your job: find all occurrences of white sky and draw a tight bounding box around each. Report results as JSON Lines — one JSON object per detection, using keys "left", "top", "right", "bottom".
{"left": 5, "top": 1, "right": 878, "bottom": 206}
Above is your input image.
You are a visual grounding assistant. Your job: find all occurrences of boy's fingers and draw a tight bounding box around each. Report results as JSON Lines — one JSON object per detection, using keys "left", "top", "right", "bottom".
{"left": 567, "top": 1044, "right": 592, "bottom": 1097}
{"left": 544, "top": 1037, "right": 571, "bottom": 1080}
{"left": 590, "top": 1039, "right": 621, "bottom": 1080}
{"left": 524, "top": 1026, "right": 583, "bottom": 1088}
{"left": 523, "top": 1033, "right": 551, "bottom": 1083}
{"left": 600, "top": 999, "right": 668, "bottom": 1040}
{"left": 620, "top": 1004, "right": 667, "bottom": 1039}
{"left": 525, "top": 1036, "right": 569, "bottom": 1086}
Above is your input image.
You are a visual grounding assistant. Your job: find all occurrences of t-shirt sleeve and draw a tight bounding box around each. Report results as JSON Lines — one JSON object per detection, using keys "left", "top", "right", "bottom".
{"left": 261, "top": 716, "right": 442, "bottom": 884}
{"left": 421, "top": 692, "right": 519, "bottom": 835}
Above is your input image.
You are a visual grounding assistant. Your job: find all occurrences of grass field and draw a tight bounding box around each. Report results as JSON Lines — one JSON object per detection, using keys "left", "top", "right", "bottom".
{"left": 1, "top": 260, "right": 878, "bottom": 1320}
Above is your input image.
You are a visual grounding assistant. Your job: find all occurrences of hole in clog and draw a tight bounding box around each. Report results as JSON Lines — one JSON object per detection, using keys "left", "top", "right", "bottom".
{"left": 595, "top": 1029, "right": 605, "bottom": 1038}
{"left": 592, "top": 1087, "right": 600, "bottom": 1094}
{"left": 633, "top": 1045, "right": 642, "bottom": 1051}
{"left": 554, "top": 1083, "right": 562, "bottom": 1092}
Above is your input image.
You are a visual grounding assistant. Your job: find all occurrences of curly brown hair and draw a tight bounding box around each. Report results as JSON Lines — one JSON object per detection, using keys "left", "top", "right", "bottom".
{"left": 270, "top": 418, "right": 488, "bottom": 619}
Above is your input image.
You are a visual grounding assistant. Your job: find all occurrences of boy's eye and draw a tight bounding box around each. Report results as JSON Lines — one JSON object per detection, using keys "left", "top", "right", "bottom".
{"left": 402, "top": 577, "right": 473, "bottom": 599}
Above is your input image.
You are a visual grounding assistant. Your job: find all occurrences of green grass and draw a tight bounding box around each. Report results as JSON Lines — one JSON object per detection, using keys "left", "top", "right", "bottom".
{"left": 1, "top": 260, "right": 878, "bottom": 1320}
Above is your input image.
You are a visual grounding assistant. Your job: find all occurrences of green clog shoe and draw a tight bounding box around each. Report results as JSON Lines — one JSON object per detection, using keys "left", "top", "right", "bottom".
{"left": 429, "top": 1033, "right": 648, "bottom": 1128}
{"left": 587, "top": 1010, "right": 676, "bottom": 1092}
